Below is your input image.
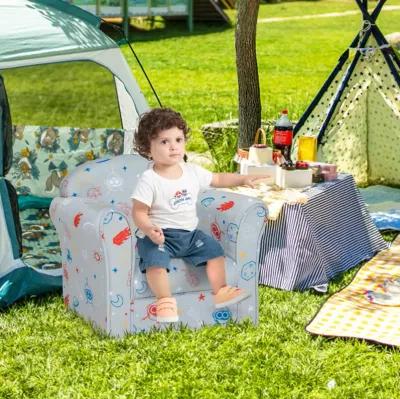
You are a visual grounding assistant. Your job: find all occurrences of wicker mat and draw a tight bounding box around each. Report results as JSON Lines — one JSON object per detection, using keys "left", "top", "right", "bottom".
{"left": 306, "top": 235, "right": 400, "bottom": 346}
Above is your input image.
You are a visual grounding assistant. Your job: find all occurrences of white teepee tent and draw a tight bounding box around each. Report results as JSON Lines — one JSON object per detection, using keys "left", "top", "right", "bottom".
{"left": 293, "top": 0, "right": 400, "bottom": 186}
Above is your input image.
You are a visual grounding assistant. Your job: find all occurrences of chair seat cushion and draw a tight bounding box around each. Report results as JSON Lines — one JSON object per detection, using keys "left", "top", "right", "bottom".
{"left": 133, "top": 257, "right": 238, "bottom": 299}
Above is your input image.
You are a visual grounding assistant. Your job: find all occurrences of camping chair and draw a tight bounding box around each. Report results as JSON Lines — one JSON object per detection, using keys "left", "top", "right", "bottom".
{"left": 50, "top": 154, "right": 267, "bottom": 336}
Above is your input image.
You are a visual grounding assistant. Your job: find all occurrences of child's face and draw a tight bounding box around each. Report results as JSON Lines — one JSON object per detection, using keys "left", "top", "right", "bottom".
{"left": 149, "top": 126, "right": 186, "bottom": 166}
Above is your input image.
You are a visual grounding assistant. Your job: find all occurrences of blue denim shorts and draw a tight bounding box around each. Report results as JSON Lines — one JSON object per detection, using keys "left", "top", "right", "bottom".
{"left": 136, "top": 228, "right": 224, "bottom": 273}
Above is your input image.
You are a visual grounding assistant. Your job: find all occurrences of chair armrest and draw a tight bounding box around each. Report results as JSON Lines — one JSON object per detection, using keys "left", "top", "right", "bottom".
{"left": 197, "top": 189, "right": 267, "bottom": 325}
{"left": 50, "top": 197, "right": 136, "bottom": 337}
{"left": 197, "top": 189, "right": 267, "bottom": 262}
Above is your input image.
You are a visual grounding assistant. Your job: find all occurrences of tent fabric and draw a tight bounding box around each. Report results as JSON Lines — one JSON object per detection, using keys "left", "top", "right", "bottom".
{"left": 0, "top": 0, "right": 149, "bottom": 307}
{"left": 0, "top": 0, "right": 116, "bottom": 64}
{"left": 0, "top": 75, "right": 13, "bottom": 177}
{"left": 0, "top": 48, "right": 149, "bottom": 132}
{"left": 9, "top": 125, "right": 126, "bottom": 198}
{"left": 18, "top": 195, "right": 52, "bottom": 211}
{"left": 0, "top": 179, "right": 22, "bottom": 259}
{"left": 0, "top": 194, "right": 15, "bottom": 273}
{"left": 0, "top": 0, "right": 148, "bottom": 149}
{"left": 0, "top": 266, "right": 61, "bottom": 309}
{"left": 292, "top": 0, "right": 400, "bottom": 186}
{"left": 293, "top": 36, "right": 400, "bottom": 185}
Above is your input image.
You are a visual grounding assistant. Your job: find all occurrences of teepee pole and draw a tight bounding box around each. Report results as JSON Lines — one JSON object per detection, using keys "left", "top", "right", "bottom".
{"left": 294, "top": 0, "right": 386, "bottom": 137}
{"left": 354, "top": 0, "right": 400, "bottom": 87}
{"left": 314, "top": 1, "right": 382, "bottom": 144}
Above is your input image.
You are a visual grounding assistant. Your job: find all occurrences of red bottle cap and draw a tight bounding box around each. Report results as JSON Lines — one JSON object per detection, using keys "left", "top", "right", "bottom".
{"left": 282, "top": 109, "right": 288, "bottom": 114}
{"left": 296, "top": 161, "right": 309, "bottom": 169}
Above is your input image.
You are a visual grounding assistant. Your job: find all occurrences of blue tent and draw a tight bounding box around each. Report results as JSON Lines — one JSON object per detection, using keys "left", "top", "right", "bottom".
{"left": 0, "top": 0, "right": 149, "bottom": 307}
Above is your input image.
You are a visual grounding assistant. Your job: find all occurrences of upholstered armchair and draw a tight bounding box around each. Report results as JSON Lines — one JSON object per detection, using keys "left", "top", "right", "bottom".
{"left": 50, "top": 154, "right": 267, "bottom": 336}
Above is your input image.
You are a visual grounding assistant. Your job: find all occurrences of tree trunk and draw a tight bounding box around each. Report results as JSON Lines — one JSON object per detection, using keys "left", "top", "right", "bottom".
{"left": 235, "top": 0, "right": 261, "bottom": 149}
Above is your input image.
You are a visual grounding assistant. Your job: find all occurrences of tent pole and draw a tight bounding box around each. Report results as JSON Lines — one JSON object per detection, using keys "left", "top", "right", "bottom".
{"left": 123, "top": 0, "right": 129, "bottom": 39}
{"left": 315, "top": 3, "right": 375, "bottom": 143}
{"left": 354, "top": 0, "right": 400, "bottom": 87}
{"left": 294, "top": 0, "right": 385, "bottom": 137}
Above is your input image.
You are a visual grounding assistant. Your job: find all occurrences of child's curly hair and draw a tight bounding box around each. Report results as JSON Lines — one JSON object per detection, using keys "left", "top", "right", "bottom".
{"left": 134, "top": 108, "right": 189, "bottom": 159}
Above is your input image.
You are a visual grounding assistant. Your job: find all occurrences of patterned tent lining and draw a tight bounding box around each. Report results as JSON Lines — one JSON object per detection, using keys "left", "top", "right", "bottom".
{"left": 20, "top": 207, "right": 61, "bottom": 270}
{"left": 9, "top": 125, "right": 126, "bottom": 271}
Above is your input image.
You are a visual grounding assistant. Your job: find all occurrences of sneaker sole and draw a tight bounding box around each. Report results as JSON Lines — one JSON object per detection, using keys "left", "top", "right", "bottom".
{"left": 157, "top": 316, "right": 179, "bottom": 323}
{"left": 215, "top": 291, "right": 251, "bottom": 309}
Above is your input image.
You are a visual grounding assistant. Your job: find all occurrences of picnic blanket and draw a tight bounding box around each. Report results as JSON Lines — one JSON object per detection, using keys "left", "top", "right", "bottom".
{"left": 306, "top": 235, "right": 400, "bottom": 347}
{"left": 226, "top": 183, "right": 308, "bottom": 220}
{"left": 359, "top": 185, "right": 400, "bottom": 231}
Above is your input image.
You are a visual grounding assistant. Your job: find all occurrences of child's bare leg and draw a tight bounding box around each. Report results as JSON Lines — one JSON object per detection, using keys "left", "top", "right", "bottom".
{"left": 207, "top": 256, "right": 250, "bottom": 308}
{"left": 206, "top": 256, "right": 226, "bottom": 294}
{"left": 146, "top": 267, "right": 171, "bottom": 299}
{"left": 147, "top": 266, "right": 178, "bottom": 323}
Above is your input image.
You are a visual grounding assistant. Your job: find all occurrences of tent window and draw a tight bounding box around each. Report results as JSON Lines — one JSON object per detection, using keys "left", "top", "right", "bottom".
{"left": 1, "top": 61, "right": 122, "bottom": 128}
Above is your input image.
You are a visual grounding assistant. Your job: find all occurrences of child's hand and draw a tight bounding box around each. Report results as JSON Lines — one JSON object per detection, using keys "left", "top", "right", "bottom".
{"left": 243, "top": 175, "right": 271, "bottom": 188}
{"left": 147, "top": 225, "right": 165, "bottom": 245}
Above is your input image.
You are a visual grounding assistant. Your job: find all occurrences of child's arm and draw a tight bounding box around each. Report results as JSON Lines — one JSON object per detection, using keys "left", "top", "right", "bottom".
{"left": 132, "top": 199, "right": 165, "bottom": 245}
{"left": 211, "top": 173, "right": 270, "bottom": 188}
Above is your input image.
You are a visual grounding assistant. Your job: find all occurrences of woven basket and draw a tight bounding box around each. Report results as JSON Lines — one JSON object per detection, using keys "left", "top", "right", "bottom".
{"left": 237, "top": 128, "right": 267, "bottom": 159}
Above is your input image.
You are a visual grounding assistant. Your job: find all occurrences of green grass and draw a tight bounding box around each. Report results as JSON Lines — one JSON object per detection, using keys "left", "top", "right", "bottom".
{"left": 1, "top": 262, "right": 400, "bottom": 399}
{"left": 1, "top": 1, "right": 400, "bottom": 397}
{"left": 3, "top": 0, "right": 400, "bottom": 152}
{"left": 257, "top": 0, "right": 400, "bottom": 19}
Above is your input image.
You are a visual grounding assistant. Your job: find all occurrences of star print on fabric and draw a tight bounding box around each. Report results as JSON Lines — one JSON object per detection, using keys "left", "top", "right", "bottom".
{"left": 198, "top": 293, "right": 206, "bottom": 301}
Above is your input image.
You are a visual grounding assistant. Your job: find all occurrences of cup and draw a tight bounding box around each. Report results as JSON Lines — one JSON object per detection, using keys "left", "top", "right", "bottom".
{"left": 298, "top": 136, "right": 317, "bottom": 162}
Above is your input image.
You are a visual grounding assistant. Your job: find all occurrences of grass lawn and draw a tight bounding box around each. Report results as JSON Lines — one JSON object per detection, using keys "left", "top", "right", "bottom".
{"left": 3, "top": 0, "right": 400, "bottom": 152}
{"left": 1, "top": 1, "right": 400, "bottom": 397}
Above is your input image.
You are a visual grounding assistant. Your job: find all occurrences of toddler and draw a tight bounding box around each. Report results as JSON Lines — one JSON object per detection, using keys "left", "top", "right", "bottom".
{"left": 132, "top": 108, "right": 268, "bottom": 323}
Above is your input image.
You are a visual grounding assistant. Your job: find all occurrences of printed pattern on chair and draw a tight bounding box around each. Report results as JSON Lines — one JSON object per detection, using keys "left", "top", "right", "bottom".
{"left": 50, "top": 154, "right": 267, "bottom": 336}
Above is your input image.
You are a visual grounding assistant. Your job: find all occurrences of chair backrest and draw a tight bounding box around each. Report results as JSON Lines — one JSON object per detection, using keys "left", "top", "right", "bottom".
{"left": 9, "top": 125, "right": 126, "bottom": 198}
{"left": 60, "top": 154, "right": 150, "bottom": 207}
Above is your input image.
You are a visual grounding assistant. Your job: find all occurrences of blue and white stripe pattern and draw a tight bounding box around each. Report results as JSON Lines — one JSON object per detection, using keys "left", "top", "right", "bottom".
{"left": 258, "top": 174, "right": 388, "bottom": 291}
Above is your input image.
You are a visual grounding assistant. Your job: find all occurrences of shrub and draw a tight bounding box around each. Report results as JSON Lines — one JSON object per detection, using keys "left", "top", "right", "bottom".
{"left": 201, "top": 119, "right": 275, "bottom": 172}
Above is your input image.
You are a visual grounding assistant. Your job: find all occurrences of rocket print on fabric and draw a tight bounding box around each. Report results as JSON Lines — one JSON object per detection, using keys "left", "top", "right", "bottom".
{"left": 113, "top": 227, "right": 131, "bottom": 245}
{"left": 73, "top": 212, "right": 83, "bottom": 227}
{"left": 217, "top": 200, "right": 234, "bottom": 212}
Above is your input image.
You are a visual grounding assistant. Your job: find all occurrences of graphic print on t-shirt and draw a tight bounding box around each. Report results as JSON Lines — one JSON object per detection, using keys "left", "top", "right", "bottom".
{"left": 169, "top": 189, "right": 193, "bottom": 209}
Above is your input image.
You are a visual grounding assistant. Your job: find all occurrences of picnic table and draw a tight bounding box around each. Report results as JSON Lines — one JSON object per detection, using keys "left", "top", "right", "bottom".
{"left": 255, "top": 174, "right": 388, "bottom": 291}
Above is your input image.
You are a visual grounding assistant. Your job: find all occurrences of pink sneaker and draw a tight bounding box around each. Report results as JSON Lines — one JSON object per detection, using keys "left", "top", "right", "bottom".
{"left": 214, "top": 286, "right": 250, "bottom": 308}
{"left": 156, "top": 297, "right": 179, "bottom": 323}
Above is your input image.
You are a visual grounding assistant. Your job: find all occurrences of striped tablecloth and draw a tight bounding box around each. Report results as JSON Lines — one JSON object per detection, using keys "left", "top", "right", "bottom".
{"left": 258, "top": 174, "right": 388, "bottom": 291}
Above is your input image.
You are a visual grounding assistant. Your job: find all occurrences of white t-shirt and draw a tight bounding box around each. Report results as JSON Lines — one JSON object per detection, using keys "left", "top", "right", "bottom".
{"left": 131, "top": 162, "right": 213, "bottom": 231}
